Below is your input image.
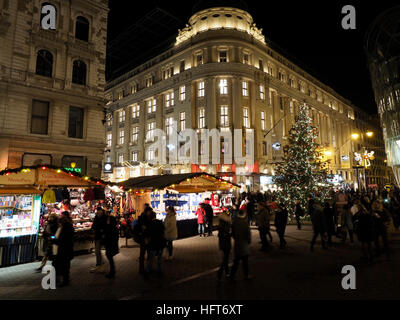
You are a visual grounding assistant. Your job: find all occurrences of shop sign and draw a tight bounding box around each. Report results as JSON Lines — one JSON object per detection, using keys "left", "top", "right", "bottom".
{"left": 272, "top": 142, "right": 281, "bottom": 151}
{"left": 37, "top": 169, "right": 91, "bottom": 186}
{"left": 0, "top": 171, "right": 35, "bottom": 185}
{"left": 103, "top": 163, "right": 113, "bottom": 174}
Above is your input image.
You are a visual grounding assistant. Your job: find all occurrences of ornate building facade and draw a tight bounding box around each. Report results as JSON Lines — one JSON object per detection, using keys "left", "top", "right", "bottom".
{"left": 0, "top": 0, "right": 108, "bottom": 177}
{"left": 104, "top": 5, "right": 385, "bottom": 190}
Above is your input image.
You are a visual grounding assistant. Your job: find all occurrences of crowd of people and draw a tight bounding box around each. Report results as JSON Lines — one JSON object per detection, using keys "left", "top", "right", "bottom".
{"left": 36, "top": 185, "right": 399, "bottom": 286}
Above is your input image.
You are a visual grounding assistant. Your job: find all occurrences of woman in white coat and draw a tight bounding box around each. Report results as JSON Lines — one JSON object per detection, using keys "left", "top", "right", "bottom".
{"left": 164, "top": 206, "right": 178, "bottom": 260}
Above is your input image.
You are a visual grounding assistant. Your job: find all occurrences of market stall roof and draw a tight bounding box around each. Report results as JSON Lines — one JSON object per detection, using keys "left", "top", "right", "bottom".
{"left": 0, "top": 165, "right": 107, "bottom": 188}
{"left": 118, "top": 173, "right": 239, "bottom": 193}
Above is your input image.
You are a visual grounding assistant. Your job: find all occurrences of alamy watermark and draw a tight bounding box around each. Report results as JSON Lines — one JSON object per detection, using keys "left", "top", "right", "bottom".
{"left": 41, "top": 265, "right": 56, "bottom": 290}
{"left": 41, "top": 4, "right": 56, "bottom": 30}
{"left": 341, "top": 5, "right": 356, "bottom": 30}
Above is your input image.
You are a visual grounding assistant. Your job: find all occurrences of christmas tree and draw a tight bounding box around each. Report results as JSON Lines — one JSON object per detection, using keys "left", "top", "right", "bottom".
{"left": 274, "top": 104, "right": 330, "bottom": 214}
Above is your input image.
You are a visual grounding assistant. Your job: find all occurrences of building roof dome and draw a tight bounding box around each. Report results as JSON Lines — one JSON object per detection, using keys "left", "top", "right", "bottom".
{"left": 192, "top": 0, "right": 249, "bottom": 13}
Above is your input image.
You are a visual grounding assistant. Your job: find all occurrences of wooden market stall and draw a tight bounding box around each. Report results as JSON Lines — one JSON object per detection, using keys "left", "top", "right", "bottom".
{"left": 0, "top": 166, "right": 107, "bottom": 267}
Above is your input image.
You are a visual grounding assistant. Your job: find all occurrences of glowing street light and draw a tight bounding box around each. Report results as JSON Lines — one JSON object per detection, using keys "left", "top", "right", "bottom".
{"left": 351, "top": 133, "right": 360, "bottom": 140}
{"left": 366, "top": 131, "right": 374, "bottom": 138}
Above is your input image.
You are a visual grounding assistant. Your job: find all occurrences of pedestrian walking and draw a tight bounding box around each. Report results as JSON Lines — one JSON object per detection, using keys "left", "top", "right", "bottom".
{"left": 371, "top": 199, "right": 390, "bottom": 257}
{"left": 255, "top": 201, "right": 270, "bottom": 251}
{"left": 353, "top": 200, "right": 375, "bottom": 260}
{"left": 294, "top": 200, "right": 304, "bottom": 230}
{"left": 36, "top": 213, "right": 58, "bottom": 272}
{"left": 103, "top": 210, "right": 119, "bottom": 278}
{"left": 164, "top": 206, "right": 178, "bottom": 260}
{"left": 274, "top": 204, "right": 288, "bottom": 249}
{"left": 324, "top": 201, "right": 335, "bottom": 245}
{"left": 341, "top": 204, "right": 354, "bottom": 243}
{"left": 229, "top": 210, "right": 252, "bottom": 280}
{"left": 309, "top": 199, "right": 328, "bottom": 252}
{"left": 90, "top": 207, "right": 106, "bottom": 273}
{"left": 203, "top": 199, "right": 214, "bottom": 236}
{"left": 133, "top": 206, "right": 152, "bottom": 274}
{"left": 195, "top": 204, "right": 206, "bottom": 236}
{"left": 52, "top": 211, "right": 74, "bottom": 287}
{"left": 145, "top": 211, "right": 166, "bottom": 278}
{"left": 217, "top": 210, "right": 232, "bottom": 281}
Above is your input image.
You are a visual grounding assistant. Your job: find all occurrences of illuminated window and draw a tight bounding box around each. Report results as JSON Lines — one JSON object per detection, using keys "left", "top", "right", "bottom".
{"left": 107, "top": 133, "right": 112, "bottom": 147}
{"left": 261, "top": 111, "right": 265, "bottom": 130}
{"left": 259, "top": 85, "right": 265, "bottom": 100}
{"left": 165, "top": 92, "right": 174, "bottom": 107}
{"left": 199, "top": 108, "right": 205, "bottom": 129}
{"left": 118, "top": 109, "right": 125, "bottom": 123}
{"left": 146, "top": 122, "right": 155, "bottom": 141}
{"left": 219, "top": 78, "right": 228, "bottom": 95}
{"left": 198, "top": 81, "right": 205, "bottom": 97}
{"left": 180, "top": 112, "right": 186, "bottom": 131}
{"left": 220, "top": 106, "right": 229, "bottom": 127}
{"left": 147, "top": 148, "right": 155, "bottom": 161}
{"left": 132, "top": 151, "right": 138, "bottom": 162}
{"left": 180, "top": 85, "right": 186, "bottom": 101}
{"left": 242, "top": 81, "right": 248, "bottom": 97}
{"left": 243, "top": 108, "right": 249, "bottom": 128}
{"left": 131, "top": 104, "right": 140, "bottom": 119}
{"left": 119, "top": 130, "right": 125, "bottom": 145}
{"left": 147, "top": 99, "right": 156, "bottom": 113}
{"left": 131, "top": 126, "right": 139, "bottom": 143}
{"left": 219, "top": 51, "right": 227, "bottom": 63}
{"left": 118, "top": 154, "right": 124, "bottom": 164}
{"left": 166, "top": 117, "right": 174, "bottom": 136}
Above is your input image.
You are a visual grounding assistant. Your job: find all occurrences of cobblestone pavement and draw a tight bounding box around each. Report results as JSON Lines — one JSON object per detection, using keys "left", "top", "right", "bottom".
{"left": 0, "top": 225, "right": 399, "bottom": 300}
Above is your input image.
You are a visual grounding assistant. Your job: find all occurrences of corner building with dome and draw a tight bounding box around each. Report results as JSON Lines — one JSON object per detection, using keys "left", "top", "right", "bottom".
{"left": 104, "top": 1, "right": 391, "bottom": 190}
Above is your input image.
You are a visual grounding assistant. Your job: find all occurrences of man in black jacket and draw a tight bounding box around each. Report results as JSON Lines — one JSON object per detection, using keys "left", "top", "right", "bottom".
{"left": 133, "top": 206, "right": 152, "bottom": 275}
{"left": 202, "top": 199, "right": 214, "bottom": 236}
{"left": 90, "top": 207, "right": 106, "bottom": 272}
{"left": 145, "top": 211, "right": 166, "bottom": 278}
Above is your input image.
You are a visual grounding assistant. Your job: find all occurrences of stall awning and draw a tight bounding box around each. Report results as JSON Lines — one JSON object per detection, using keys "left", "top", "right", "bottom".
{"left": 0, "top": 187, "right": 43, "bottom": 195}
{"left": 118, "top": 173, "right": 239, "bottom": 193}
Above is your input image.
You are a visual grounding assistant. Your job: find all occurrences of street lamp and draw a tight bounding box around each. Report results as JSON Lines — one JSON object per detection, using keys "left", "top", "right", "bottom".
{"left": 366, "top": 131, "right": 374, "bottom": 138}
{"left": 351, "top": 133, "right": 360, "bottom": 140}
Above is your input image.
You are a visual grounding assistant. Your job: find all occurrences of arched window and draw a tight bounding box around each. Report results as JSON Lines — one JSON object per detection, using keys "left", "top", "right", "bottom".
{"left": 72, "top": 60, "right": 87, "bottom": 85}
{"left": 36, "top": 49, "right": 53, "bottom": 77}
{"left": 75, "top": 16, "right": 89, "bottom": 42}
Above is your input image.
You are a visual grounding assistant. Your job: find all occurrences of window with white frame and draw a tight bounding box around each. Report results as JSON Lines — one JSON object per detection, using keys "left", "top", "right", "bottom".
{"left": 131, "top": 151, "right": 138, "bottom": 162}
{"left": 220, "top": 106, "right": 229, "bottom": 127}
{"left": 131, "top": 126, "right": 139, "bottom": 143}
{"left": 147, "top": 99, "right": 156, "bottom": 113}
{"left": 180, "top": 111, "right": 186, "bottom": 131}
{"left": 118, "top": 109, "right": 125, "bottom": 123}
{"left": 219, "top": 78, "right": 228, "bottom": 95}
{"left": 107, "top": 133, "right": 112, "bottom": 147}
{"left": 179, "top": 85, "right": 186, "bottom": 101}
{"left": 261, "top": 111, "right": 265, "bottom": 130}
{"left": 132, "top": 104, "right": 140, "bottom": 118}
{"left": 146, "top": 122, "right": 155, "bottom": 141}
{"left": 199, "top": 108, "right": 205, "bottom": 129}
{"left": 166, "top": 117, "right": 174, "bottom": 136}
{"left": 118, "top": 153, "right": 124, "bottom": 164}
{"left": 242, "top": 81, "right": 248, "bottom": 97}
{"left": 243, "top": 108, "right": 249, "bottom": 128}
{"left": 165, "top": 92, "right": 174, "bottom": 107}
{"left": 259, "top": 85, "right": 265, "bottom": 100}
{"left": 147, "top": 148, "right": 155, "bottom": 161}
{"left": 198, "top": 81, "right": 205, "bottom": 97}
{"left": 219, "top": 51, "right": 227, "bottom": 63}
{"left": 119, "top": 130, "right": 125, "bottom": 145}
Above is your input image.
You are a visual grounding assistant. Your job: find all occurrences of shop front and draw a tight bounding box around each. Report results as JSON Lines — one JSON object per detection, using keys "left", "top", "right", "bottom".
{"left": 118, "top": 173, "right": 239, "bottom": 238}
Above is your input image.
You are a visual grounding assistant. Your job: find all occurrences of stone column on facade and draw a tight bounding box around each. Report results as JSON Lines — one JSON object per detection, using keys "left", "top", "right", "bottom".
{"left": 250, "top": 79, "right": 258, "bottom": 161}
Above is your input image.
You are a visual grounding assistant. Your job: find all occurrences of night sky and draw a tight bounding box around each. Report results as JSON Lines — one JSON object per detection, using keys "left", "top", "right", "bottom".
{"left": 107, "top": 0, "right": 399, "bottom": 114}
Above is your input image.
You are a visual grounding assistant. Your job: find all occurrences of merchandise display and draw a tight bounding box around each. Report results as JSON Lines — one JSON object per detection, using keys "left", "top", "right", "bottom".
{"left": 0, "top": 195, "right": 41, "bottom": 238}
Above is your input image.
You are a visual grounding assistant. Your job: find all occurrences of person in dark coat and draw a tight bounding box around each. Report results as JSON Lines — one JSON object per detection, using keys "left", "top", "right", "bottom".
{"left": 37, "top": 213, "right": 58, "bottom": 272}
{"left": 90, "top": 207, "right": 107, "bottom": 272}
{"left": 371, "top": 199, "right": 390, "bottom": 257}
{"left": 202, "top": 199, "right": 214, "bottom": 236}
{"left": 145, "top": 211, "right": 166, "bottom": 278}
{"left": 229, "top": 210, "right": 252, "bottom": 280}
{"left": 324, "top": 201, "right": 335, "bottom": 245}
{"left": 341, "top": 204, "right": 354, "bottom": 243}
{"left": 53, "top": 211, "right": 74, "bottom": 287}
{"left": 294, "top": 200, "right": 304, "bottom": 230}
{"left": 217, "top": 210, "right": 232, "bottom": 280}
{"left": 133, "top": 206, "right": 152, "bottom": 274}
{"left": 309, "top": 199, "right": 328, "bottom": 252}
{"left": 353, "top": 200, "right": 375, "bottom": 260}
{"left": 274, "top": 204, "right": 288, "bottom": 249}
{"left": 255, "top": 201, "right": 270, "bottom": 251}
{"left": 103, "top": 210, "right": 119, "bottom": 278}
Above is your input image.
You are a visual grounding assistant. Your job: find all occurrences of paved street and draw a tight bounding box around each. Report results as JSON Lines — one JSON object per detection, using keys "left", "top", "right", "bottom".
{"left": 0, "top": 224, "right": 399, "bottom": 300}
